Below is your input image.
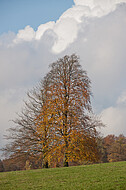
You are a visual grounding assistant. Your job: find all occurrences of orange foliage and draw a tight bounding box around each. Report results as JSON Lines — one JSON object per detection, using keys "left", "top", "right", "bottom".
{"left": 34, "top": 54, "right": 100, "bottom": 167}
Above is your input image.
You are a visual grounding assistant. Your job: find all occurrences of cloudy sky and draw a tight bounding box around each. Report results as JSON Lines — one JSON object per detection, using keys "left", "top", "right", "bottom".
{"left": 0, "top": 0, "right": 126, "bottom": 155}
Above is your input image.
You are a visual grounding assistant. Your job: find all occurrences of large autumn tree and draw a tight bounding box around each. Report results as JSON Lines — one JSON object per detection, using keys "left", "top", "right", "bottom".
{"left": 2, "top": 54, "right": 102, "bottom": 168}
{"left": 41, "top": 54, "right": 101, "bottom": 166}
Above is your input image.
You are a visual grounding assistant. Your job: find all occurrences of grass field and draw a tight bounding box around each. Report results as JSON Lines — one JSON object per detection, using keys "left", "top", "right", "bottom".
{"left": 0, "top": 161, "right": 126, "bottom": 190}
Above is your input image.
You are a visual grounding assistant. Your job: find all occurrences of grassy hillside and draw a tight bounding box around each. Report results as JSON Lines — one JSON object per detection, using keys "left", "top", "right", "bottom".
{"left": 0, "top": 161, "right": 126, "bottom": 190}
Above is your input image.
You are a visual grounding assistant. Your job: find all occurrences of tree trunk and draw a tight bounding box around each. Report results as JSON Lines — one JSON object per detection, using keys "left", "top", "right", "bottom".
{"left": 63, "top": 139, "right": 69, "bottom": 167}
{"left": 63, "top": 155, "right": 69, "bottom": 167}
{"left": 43, "top": 161, "right": 48, "bottom": 168}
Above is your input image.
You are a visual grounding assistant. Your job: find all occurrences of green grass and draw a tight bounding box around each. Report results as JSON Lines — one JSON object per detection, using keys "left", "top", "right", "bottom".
{"left": 0, "top": 161, "right": 126, "bottom": 190}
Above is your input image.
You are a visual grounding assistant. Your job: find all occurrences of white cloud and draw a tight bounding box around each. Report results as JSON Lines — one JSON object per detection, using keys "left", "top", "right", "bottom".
{"left": 52, "top": 17, "right": 79, "bottom": 53}
{"left": 35, "top": 21, "right": 55, "bottom": 40}
{"left": 117, "top": 91, "right": 126, "bottom": 105}
{"left": 60, "top": 5, "right": 91, "bottom": 22}
{"left": 14, "top": 25, "right": 35, "bottom": 43}
{"left": 100, "top": 92, "right": 126, "bottom": 136}
{"left": 63, "top": 0, "right": 126, "bottom": 20}
{"left": 74, "top": 0, "right": 126, "bottom": 10}
{"left": 74, "top": 0, "right": 94, "bottom": 7}
{"left": 11, "top": 0, "right": 126, "bottom": 53}
{"left": 63, "top": 3, "right": 126, "bottom": 108}
{"left": 0, "top": 32, "right": 16, "bottom": 47}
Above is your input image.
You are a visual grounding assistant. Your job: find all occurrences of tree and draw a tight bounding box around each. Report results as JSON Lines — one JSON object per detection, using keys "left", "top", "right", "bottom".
{"left": 106, "top": 134, "right": 126, "bottom": 162}
{"left": 0, "top": 159, "right": 4, "bottom": 172}
{"left": 99, "top": 134, "right": 126, "bottom": 163}
{"left": 37, "top": 54, "right": 101, "bottom": 166}
{"left": 2, "top": 54, "right": 102, "bottom": 169}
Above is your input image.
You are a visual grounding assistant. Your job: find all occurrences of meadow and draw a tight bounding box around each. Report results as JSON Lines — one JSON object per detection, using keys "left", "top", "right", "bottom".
{"left": 0, "top": 161, "right": 126, "bottom": 190}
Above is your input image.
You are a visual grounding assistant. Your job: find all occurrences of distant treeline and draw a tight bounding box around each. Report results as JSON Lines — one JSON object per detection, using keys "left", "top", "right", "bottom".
{"left": 0, "top": 134, "right": 126, "bottom": 172}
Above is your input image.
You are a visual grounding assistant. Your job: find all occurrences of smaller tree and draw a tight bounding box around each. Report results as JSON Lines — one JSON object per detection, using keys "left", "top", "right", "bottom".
{"left": 25, "top": 160, "right": 31, "bottom": 170}
{"left": 96, "top": 136, "right": 108, "bottom": 163}
{"left": 100, "top": 134, "right": 126, "bottom": 163}
{"left": 107, "top": 134, "right": 126, "bottom": 162}
{"left": 0, "top": 159, "right": 4, "bottom": 172}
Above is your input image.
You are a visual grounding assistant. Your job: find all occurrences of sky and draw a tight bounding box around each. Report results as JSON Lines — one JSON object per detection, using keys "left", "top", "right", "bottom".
{"left": 0, "top": 0, "right": 126, "bottom": 157}
{"left": 0, "top": 0, "right": 74, "bottom": 34}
